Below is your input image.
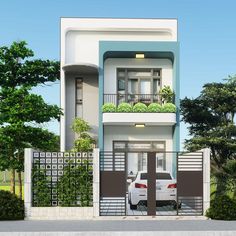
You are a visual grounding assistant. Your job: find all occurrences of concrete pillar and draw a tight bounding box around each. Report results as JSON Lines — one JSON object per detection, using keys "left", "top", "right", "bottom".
{"left": 24, "top": 148, "right": 34, "bottom": 219}
{"left": 93, "top": 148, "right": 100, "bottom": 217}
{"left": 203, "top": 148, "right": 210, "bottom": 215}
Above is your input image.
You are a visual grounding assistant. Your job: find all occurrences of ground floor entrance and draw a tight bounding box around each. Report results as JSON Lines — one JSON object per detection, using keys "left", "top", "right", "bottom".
{"left": 100, "top": 151, "right": 203, "bottom": 216}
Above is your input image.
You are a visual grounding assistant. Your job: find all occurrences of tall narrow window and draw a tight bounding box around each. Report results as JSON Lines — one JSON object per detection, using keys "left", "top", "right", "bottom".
{"left": 76, "top": 77, "right": 83, "bottom": 117}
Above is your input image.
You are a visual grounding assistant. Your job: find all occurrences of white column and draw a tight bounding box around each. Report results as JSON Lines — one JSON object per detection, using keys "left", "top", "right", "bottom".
{"left": 93, "top": 148, "right": 100, "bottom": 217}
{"left": 24, "top": 148, "right": 33, "bottom": 219}
{"left": 60, "top": 70, "right": 66, "bottom": 152}
{"left": 60, "top": 23, "right": 66, "bottom": 152}
{"left": 203, "top": 148, "right": 210, "bottom": 215}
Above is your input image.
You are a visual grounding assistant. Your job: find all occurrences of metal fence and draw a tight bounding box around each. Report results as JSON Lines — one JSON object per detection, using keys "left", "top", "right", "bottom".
{"left": 32, "top": 152, "right": 93, "bottom": 207}
{"left": 103, "top": 93, "right": 165, "bottom": 106}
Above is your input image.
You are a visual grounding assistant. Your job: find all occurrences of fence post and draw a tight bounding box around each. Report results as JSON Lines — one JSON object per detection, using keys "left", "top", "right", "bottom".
{"left": 203, "top": 148, "right": 210, "bottom": 215}
{"left": 93, "top": 148, "right": 100, "bottom": 217}
{"left": 24, "top": 148, "right": 34, "bottom": 219}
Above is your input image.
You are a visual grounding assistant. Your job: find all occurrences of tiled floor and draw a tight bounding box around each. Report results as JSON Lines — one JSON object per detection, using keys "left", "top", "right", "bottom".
{"left": 100, "top": 195, "right": 198, "bottom": 216}
{"left": 126, "top": 199, "right": 177, "bottom": 216}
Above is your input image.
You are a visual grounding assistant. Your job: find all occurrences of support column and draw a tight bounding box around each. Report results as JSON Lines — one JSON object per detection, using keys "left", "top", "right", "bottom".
{"left": 24, "top": 148, "right": 33, "bottom": 219}
{"left": 147, "top": 152, "right": 156, "bottom": 216}
{"left": 93, "top": 148, "right": 100, "bottom": 217}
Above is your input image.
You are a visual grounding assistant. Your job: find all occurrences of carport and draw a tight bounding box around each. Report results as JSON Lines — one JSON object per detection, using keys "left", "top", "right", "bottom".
{"left": 99, "top": 150, "right": 210, "bottom": 216}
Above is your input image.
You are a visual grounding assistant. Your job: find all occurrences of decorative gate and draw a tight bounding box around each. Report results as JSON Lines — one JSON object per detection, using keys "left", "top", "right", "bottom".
{"left": 99, "top": 151, "right": 204, "bottom": 216}
{"left": 177, "top": 152, "right": 203, "bottom": 215}
{"left": 100, "top": 152, "right": 126, "bottom": 216}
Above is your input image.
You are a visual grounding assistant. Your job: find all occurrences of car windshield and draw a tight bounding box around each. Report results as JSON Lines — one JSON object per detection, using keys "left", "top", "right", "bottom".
{"left": 140, "top": 173, "right": 172, "bottom": 180}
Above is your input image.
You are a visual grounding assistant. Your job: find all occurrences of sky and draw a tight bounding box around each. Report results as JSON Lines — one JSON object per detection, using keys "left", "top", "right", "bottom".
{"left": 1, "top": 0, "right": 236, "bottom": 148}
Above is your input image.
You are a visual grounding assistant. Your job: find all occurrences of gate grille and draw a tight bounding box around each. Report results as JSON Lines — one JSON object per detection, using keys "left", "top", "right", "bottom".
{"left": 100, "top": 151, "right": 125, "bottom": 171}
{"left": 177, "top": 152, "right": 203, "bottom": 215}
{"left": 100, "top": 197, "right": 126, "bottom": 216}
{"left": 100, "top": 152, "right": 126, "bottom": 216}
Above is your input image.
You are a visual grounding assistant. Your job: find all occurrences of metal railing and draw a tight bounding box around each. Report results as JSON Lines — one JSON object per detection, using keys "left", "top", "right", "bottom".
{"left": 104, "top": 93, "right": 172, "bottom": 106}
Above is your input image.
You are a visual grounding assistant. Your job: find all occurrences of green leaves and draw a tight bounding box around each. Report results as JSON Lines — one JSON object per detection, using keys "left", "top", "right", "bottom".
{"left": 160, "top": 85, "right": 174, "bottom": 103}
{"left": 180, "top": 76, "right": 236, "bottom": 199}
{"left": 0, "top": 87, "right": 62, "bottom": 124}
{"left": 71, "top": 118, "right": 95, "bottom": 152}
{"left": 32, "top": 166, "right": 51, "bottom": 207}
{"left": 0, "top": 41, "right": 59, "bottom": 88}
{"left": 57, "top": 161, "right": 93, "bottom": 207}
{"left": 0, "top": 190, "right": 24, "bottom": 220}
{"left": 0, "top": 41, "right": 61, "bottom": 176}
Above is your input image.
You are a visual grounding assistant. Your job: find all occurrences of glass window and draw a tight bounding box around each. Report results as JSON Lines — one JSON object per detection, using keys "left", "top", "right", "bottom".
{"left": 140, "top": 79, "right": 151, "bottom": 94}
{"left": 76, "top": 78, "right": 83, "bottom": 117}
{"left": 118, "top": 79, "right": 125, "bottom": 93}
{"left": 153, "top": 79, "right": 161, "bottom": 94}
{"left": 128, "top": 79, "right": 138, "bottom": 94}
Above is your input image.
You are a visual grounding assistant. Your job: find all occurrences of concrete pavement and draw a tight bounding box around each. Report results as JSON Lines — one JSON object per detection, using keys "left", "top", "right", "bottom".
{"left": 0, "top": 219, "right": 236, "bottom": 235}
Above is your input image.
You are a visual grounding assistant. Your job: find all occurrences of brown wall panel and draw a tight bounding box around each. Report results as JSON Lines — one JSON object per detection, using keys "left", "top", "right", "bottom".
{"left": 147, "top": 152, "right": 156, "bottom": 216}
{"left": 100, "top": 171, "right": 126, "bottom": 197}
{"left": 177, "top": 171, "right": 203, "bottom": 197}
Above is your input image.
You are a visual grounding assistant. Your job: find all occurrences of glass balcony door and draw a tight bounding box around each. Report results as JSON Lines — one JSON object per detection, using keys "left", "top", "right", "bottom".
{"left": 117, "top": 68, "right": 161, "bottom": 105}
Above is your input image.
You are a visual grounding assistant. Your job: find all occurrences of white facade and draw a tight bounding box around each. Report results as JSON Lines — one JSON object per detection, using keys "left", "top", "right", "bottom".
{"left": 60, "top": 18, "right": 178, "bottom": 152}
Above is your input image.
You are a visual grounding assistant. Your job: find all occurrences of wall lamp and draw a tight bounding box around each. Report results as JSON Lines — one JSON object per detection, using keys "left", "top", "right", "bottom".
{"left": 135, "top": 123, "right": 145, "bottom": 128}
{"left": 135, "top": 53, "right": 145, "bottom": 59}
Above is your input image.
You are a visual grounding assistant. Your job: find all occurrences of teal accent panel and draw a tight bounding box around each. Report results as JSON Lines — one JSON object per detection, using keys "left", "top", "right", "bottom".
{"left": 98, "top": 41, "right": 180, "bottom": 161}
{"left": 172, "top": 44, "right": 180, "bottom": 178}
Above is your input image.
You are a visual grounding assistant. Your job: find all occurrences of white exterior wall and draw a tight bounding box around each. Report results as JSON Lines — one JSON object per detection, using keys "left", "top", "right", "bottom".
{"left": 62, "top": 18, "right": 177, "bottom": 66}
{"left": 61, "top": 18, "right": 177, "bottom": 151}
{"left": 104, "top": 58, "right": 173, "bottom": 94}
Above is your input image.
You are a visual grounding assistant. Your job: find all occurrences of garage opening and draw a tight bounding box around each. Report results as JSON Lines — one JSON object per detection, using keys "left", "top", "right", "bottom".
{"left": 100, "top": 151, "right": 203, "bottom": 216}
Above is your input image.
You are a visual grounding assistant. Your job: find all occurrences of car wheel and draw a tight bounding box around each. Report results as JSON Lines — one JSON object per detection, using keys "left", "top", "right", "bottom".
{"left": 128, "top": 194, "right": 131, "bottom": 204}
{"left": 173, "top": 202, "right": 182, "bottom": 210}
{"left": 129, "top": 194, "right": 137, "bottom": 210}
{"left": 130, "top": 203, "right": 137, "bottom": 210}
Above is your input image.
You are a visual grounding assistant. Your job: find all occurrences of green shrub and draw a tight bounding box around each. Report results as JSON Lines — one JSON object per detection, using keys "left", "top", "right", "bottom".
{"left": 102, "top": 103, "right": 116, "bottom": 112}
{"left": 160, "top": 85, "right": 174, "bottom": 103}
{"left": 133, "top": 103, "right": 147, "bottom": 112}
{"left": 206, "top": 195, "right": 236, "bottom": 220}
{"left": 162, "top": 103, "right": 176, "bottom": 113}
{"left": 0, "top": 190, "right": 24, "bottom": 220}
{"left": 117, "top": 103, "right": 132, "bottom": 112}
{"left": 148, "top": 103, "right": 162, "bottom": 112}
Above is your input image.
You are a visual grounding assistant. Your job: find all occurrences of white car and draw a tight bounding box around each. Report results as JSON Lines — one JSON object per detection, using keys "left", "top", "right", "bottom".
{"left": 128, "top": 171, "right": 180, "bottom": 210}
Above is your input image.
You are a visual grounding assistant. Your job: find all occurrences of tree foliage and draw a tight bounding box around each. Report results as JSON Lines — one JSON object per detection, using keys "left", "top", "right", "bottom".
{"left": 0, "top": 41, "right": 62, "bottom": 195}
{"left": 180, "top": 76, "right": 236, "bottom": 197}
{"left": 71, "top": 118, "right": 95, "bottom": 152}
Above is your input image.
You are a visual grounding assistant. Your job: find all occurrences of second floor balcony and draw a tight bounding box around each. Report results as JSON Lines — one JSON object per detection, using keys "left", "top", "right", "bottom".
{"left": 102, "top": 93, "right": 176, "bottom": 126}
{"left": 104, "top": 93, "right": 174, "bottom": 106}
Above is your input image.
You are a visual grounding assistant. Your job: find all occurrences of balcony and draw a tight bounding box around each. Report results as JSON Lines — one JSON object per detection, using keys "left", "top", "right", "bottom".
{"left": 104, "top": 93, "right": 165, "bottom": 106}
{"left": 102, "top": 93, "right": 176, "bottom": 126}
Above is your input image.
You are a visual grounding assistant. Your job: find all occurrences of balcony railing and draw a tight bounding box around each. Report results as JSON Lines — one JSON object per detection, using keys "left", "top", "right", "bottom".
{"left": 104, "top": 93, "right": 174, "bottom": 106}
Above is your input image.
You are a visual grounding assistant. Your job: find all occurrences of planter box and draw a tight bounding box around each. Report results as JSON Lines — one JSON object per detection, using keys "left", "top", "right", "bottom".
{"left": 103, "top": 112, "right": 176, "bottom": 126}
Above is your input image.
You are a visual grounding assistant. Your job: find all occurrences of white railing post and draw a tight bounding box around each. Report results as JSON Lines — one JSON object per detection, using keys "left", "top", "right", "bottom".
{"left": 93, "top": 148, "right": 100, "bottom": 217}
{"left": 24, "top": 148, "right": 34, "bottom": 219}
{"left": 203, "top": 148, "right": 211, "bottom": 215}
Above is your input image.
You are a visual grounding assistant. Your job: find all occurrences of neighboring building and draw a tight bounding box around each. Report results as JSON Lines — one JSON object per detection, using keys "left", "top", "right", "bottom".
{"left": 60, "top": 18, "right": 179, "bottom": 176}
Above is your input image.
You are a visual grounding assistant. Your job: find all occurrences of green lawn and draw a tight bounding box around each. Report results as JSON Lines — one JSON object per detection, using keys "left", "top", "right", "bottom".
{"left": 0, "top": 185, "right": 24, "bottom": 198}
{"left": 0, "top": 171, "right": 24, "bottom": 198}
